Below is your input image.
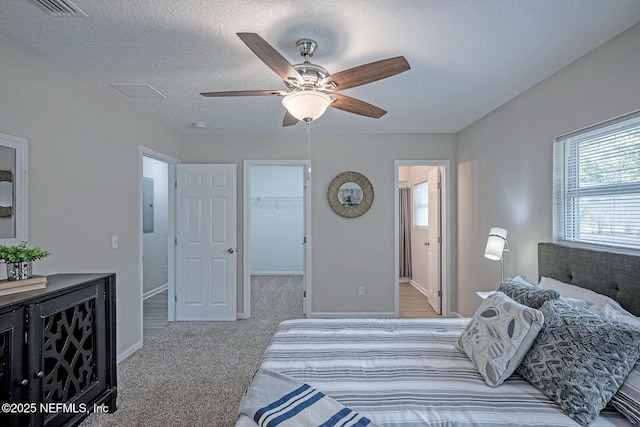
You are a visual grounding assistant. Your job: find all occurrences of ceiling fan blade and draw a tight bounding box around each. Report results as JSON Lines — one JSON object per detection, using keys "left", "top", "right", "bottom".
{"left": 329, "top": 93, "right": 387, "bottom": 118}
{"left": 320, "top": 56, "right": 410, "bottom": 91}
{"left": 283, "top": 111, "right": 299, "bottom": 127}
{"left": 200, "top": 90, "right": 286, "bottom": 97}
{"left": 237, "top": 33, "right": 303, "bottom": 85}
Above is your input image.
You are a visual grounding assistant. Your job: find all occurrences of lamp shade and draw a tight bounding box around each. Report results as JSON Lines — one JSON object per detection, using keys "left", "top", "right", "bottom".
{"left": 484, "top": 227, "right": 508, "bottom": 260}
{"left": 282, "top": 90, "right": 331, "bottom": 121}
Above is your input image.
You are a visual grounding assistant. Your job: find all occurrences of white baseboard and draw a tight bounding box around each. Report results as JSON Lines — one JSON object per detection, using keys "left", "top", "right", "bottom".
{"left": 309, "top": 312, "right": 396, "bottom": 319}
{"left": 117, "top": 340, "right": 143, "bottom": 364}
{"left": 399, "top": 277, "right": 411, "bottom": 283}
{"left": 143, "top": 283, "right": 168, "bottom": 300}
{"left": 250, "top": 271, "right": 304, "bottom": 275}
{"left": 409, "top": 280, "right": 429, "bottom": 297}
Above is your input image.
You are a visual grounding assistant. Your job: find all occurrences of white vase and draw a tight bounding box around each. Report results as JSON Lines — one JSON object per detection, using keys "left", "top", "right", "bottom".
{"left": 6, "top": 261, "right": 32, "bottom": 281}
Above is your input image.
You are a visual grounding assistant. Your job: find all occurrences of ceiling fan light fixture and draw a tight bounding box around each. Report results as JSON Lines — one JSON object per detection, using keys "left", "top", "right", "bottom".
{"left": 201, "top": 33, "right": 411, "bottom": 126}
{"left": 282, "top": 90, "right": 331, "bottom": 122}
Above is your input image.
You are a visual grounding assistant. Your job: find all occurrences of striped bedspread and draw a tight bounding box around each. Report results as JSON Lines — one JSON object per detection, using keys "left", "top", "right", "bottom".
{"left": 237, "top": 318, "right": 632, "bottom": 427}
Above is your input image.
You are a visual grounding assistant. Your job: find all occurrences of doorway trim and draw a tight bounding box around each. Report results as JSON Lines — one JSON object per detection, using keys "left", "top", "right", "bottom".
{"left": 394, "top": 160, "right": 451, "bottom": 317}
{"left": 138, "top": 146, "right": 179, "bottom": 349}
{"left": 242, "top": 160, "right": 311, "bottom": 319}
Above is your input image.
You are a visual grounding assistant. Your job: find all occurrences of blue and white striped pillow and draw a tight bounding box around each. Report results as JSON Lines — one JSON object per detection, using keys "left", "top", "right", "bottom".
{"left": 611, "top": 365, "right": 640, "bottom": 424}
{"left": 600, "top": 303, "right": 640, "bottom": 424}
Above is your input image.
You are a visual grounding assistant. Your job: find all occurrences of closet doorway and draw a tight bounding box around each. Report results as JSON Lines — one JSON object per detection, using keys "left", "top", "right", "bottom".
{"left": 395, "top": 161, "right": 451, "bottom": 318}
{"left": 138, "top": 147, "right": 178, "bottom": 344}
{"left": 243, "top": 161, "right": 311, "bottom": 319}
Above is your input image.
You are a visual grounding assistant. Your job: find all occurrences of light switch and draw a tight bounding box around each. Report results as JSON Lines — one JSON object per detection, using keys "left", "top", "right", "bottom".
{"left": 112, "top": 235, "right": 118, "bottom": 249}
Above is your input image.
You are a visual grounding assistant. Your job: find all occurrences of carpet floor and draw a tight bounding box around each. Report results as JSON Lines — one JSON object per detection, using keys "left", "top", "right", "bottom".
{"left": 82, "top": 275, "right": 303, "bottom": 427}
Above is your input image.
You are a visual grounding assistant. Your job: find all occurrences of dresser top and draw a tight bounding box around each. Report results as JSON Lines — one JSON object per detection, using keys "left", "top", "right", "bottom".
{"left": 0, "top": 273, "right": 115, "bottom": 311}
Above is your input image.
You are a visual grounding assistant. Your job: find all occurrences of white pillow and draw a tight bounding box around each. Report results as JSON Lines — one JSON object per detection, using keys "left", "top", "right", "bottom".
{"left": 538, "top": 276, "right": 621, "bottom": 315}
{"left": 601, "top": 302, "right": 640, "bottom": 328}
{"left": 456, "top": 292, "right": 544, "bottom": 387}
{"left": 560, "top": 297, "right": 594, "bottom": 310}
{"left": 510, "top": 275, "right": 536, "bottom": 286}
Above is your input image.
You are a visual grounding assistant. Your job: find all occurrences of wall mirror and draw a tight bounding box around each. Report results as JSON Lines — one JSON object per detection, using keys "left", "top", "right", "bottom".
{"left": 327, "top": 171, "right": 374, "bottom": 218}
{"left": 0, "top": 132, "right": 28, "bottom": 245}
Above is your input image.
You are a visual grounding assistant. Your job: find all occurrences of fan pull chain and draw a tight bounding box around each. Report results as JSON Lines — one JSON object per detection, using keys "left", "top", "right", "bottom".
{"left": 306, "top": 120, "right": 312, "bottom": 181}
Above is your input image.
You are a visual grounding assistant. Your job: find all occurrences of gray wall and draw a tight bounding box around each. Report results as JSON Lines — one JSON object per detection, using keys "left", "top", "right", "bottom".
{"left": 181, "top": 133, "right": 458, "bottom": 316}
{"left": 0, "top": 33, "right": 180, "bottom": 360}
{"left": 456, "top": 22, "right": 640, "bottom": 317}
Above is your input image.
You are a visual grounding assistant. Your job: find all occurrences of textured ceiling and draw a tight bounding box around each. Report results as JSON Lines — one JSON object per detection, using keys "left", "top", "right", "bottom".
{"left": 1, "top": 0, "right": 640, "bottom": 134}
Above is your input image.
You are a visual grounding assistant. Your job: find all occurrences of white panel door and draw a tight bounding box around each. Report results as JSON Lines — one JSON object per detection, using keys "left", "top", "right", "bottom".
{"left": 427, "top": 167, "right": 442, "bottom": 314}
{"left": 176, "top": 164, "right": 237, "bottom": 321}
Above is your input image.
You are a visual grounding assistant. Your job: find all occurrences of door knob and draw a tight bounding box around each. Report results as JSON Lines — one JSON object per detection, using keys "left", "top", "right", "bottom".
{"left": 227, "top": 248, "right": 236, "bottom": 254}
{"left": 35, "top": 370, "right": 44, "bottom": 378}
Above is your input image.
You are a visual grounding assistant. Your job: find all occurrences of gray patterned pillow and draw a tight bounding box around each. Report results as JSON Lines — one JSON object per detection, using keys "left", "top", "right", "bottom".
{"left": 518, "top": 299, "right": 640, "bottom": 426}
{"left": 498, "top": 279, "right": 559, "bottom": 309}
{"left": 456, "top": 292, "right": 544, "bottom": 387}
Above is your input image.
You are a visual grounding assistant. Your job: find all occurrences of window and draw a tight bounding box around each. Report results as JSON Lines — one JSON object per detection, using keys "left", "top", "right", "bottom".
{"left": 553, "top": 112, "right": 640, "bottom": 252}
{"left": 414, "top": 181, "right": 428, "bottom": 228}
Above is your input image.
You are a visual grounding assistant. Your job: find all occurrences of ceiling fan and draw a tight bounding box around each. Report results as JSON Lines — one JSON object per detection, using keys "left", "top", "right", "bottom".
{"left": 200, "top": 33, "right": 411, "bottom": 126}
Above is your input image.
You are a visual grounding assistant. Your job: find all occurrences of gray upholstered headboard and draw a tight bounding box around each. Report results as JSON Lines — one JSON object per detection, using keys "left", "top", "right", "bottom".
{"left": 538, "top": 242, "right": 640, "bottom": 316}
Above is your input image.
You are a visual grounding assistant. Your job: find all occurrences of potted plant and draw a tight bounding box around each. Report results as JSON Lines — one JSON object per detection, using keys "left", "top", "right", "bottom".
{"left": 0, "top": 241, "right": 50, "bottom": 281}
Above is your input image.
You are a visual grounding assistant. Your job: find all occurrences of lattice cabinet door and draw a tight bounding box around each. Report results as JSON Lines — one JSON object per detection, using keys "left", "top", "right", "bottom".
{"left": 0, "top": 309, "right": 26, "bottom": 427}
{"left": 29, "top": 282, "right": 109, "bottom": 427}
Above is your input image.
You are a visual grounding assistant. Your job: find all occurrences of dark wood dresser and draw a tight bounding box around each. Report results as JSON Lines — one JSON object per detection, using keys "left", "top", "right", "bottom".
{"left": 0, "top": 273, "right": 117, "bottom": 426}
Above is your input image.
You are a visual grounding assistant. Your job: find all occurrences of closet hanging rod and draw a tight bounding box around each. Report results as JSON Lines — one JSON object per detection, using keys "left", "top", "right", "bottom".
{"left": 250, "top": 196, "right": 303, "bottom": 200}
{"left": 250, "top": 196, "right": 304, "bottom": 210}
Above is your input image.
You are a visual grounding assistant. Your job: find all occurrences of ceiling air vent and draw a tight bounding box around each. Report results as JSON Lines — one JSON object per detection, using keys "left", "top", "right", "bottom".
{"left": 30, "top": 0, "right": 88, "bottom": 17}
{"left": 110, "top": 84, "right": 167, "bottom": 99}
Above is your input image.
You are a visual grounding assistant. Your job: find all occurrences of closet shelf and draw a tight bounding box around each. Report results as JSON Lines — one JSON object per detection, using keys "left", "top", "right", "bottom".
{"left": 250, "top": 196, "right": 303, "bottom": 209}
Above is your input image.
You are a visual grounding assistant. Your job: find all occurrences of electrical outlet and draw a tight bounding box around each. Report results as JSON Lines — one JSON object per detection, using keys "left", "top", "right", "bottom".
{"left": 358, "top": 286, "right": 365, "bottom": 296}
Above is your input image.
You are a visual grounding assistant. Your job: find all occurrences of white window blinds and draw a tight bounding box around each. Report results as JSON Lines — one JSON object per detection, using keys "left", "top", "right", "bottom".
{"left": 554, "top": 112, "right": 640, "bottom": 251}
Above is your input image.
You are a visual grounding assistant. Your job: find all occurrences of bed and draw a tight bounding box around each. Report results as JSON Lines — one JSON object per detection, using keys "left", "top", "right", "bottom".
{"left": 237, "top": 243, "right": 640, "bottom": 427}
